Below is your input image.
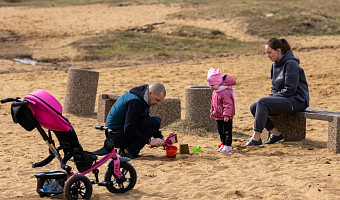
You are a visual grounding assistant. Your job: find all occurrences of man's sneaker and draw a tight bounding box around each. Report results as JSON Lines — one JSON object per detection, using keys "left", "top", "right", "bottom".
{"left": 118, "top": 148, "right": 138, "bottom": 159}
{"left": 117, "top": 148, "right": 123, "bottom": 155}
{"left": 244, "top": 138, "right": 263, "bottom": 146}
{"left": 265, "top": 134, "right": 284, "bottom": 144}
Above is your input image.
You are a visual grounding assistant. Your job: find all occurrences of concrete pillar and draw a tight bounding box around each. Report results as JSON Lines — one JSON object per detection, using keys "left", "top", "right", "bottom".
{"left": 64, "top": 68, "right": 99, "bottom": 116}
{"left": 185, "top": 86, "right": 215, "bottom": 131}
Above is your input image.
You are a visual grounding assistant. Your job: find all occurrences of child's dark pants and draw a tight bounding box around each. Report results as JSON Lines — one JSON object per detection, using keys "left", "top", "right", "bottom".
{"left": 216, "top": 119, "right": 233, "bottom": 146}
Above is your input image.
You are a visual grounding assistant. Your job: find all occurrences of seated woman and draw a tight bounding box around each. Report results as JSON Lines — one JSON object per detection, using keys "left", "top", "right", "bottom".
{"left": 245, "top": 38, "right": 310, "bottom": 146}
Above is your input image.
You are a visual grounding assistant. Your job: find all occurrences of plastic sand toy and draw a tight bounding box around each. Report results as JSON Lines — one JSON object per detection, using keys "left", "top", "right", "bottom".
{"left": 192, "top": 147, "right": 203, "bottom": 152}
{"left": 165, "top": 145, "right": 178, "bottom": 158}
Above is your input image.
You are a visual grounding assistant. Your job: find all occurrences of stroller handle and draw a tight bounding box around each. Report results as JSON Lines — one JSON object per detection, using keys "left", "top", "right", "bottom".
{"left": 95, "top": 125, "right": 107, "bottom": 130}
{"left": 95, "top": 126, "right": 114, "bottom": 139}
{"left": 1, "top": 97, "right": 21, "bottom": 104}
{"left": 1, "top": 97, "right": 28, "bottom": 107}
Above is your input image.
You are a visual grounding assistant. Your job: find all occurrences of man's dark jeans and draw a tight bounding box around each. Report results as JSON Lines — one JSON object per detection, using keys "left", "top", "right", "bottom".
{"left": 110, "top": 115, "right": 162, "bottom": 156}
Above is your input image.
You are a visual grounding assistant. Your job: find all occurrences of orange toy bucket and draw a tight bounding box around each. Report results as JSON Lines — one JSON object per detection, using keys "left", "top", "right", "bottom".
{"left": 165, "top": 145, "right": 178, "bottom": 158}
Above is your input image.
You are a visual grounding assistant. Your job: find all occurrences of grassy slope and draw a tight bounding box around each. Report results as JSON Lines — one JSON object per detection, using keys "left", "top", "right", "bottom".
{"left": 1, "top": 0, "right": 339, "bottom": 63}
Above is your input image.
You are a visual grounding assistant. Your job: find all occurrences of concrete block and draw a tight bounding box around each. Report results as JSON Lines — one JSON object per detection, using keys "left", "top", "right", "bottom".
{"left": 97, "top": 94, "right": 120, "bottom": 123}
{"left": 150, "top": 98, "right": 181, "bottom": 128}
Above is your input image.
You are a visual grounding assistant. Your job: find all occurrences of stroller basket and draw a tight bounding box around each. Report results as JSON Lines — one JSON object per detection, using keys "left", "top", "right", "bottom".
{"left": 35, "top": 169, "right": 67, "bottom": 196}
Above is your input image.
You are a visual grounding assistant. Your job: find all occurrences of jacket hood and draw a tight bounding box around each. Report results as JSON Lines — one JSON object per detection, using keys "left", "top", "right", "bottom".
{"left": 274, "top": 50, "right": 300, "bottom": 67}
{"left": 221, "top": 74, "right": 236, "bottom": 86}
{"left": 129, "top": 84, "right": 149, "bottom": 102}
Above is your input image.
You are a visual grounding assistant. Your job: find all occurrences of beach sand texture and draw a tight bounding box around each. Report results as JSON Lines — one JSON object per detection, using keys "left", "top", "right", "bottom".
{"left": 1, "top": 3, "right": 340, "bottom": 200}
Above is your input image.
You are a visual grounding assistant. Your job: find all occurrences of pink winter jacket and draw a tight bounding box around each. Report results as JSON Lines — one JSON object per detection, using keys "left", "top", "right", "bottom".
{"left": 210, "top": 74, "right": 236, "bottom": 120}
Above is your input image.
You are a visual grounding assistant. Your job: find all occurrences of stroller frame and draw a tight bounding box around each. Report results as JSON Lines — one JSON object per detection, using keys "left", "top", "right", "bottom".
{"left": 1, "top": 89, "right": 137, "bottom": 200}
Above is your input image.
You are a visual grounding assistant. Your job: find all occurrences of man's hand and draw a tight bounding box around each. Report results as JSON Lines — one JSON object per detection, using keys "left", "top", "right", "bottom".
{"left": 149, "top": 138, "right": 164, "bottom": 147}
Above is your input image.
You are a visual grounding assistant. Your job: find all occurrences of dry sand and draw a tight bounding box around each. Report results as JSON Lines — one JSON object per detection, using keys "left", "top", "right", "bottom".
{"left": 0, "top": 3, "right": 340, "bottom": 200}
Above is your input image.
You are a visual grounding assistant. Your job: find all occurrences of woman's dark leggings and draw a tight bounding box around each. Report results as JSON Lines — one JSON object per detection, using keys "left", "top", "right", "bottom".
{"left": 250, "top": 96, "right": 306, "bottom": 133}
{"left": 216, "top": 119, "right": 233, "bottom": 146}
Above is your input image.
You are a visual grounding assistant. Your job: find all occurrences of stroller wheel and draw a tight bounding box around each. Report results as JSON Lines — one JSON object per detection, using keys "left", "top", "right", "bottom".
{"left": 105, "top": 162, "right": 137, "bottom": 193}
{"left": 64, "top": 174, "right": 92, "bottom": 200}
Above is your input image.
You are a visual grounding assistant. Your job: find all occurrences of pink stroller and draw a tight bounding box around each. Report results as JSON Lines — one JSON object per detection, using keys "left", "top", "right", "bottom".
{"left": 1, "top": 89, "right": 137, "bottom": 200}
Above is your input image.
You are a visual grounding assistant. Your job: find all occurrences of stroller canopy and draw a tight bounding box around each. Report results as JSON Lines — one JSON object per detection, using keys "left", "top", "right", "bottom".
{"left": 24, "top": 89, "right": 72, "bottom": 132}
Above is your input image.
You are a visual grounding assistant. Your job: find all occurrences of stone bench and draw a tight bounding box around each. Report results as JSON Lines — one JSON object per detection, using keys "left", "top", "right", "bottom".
{"left": 96, "top": 94, "right": 120, "bottom": 123}
{"left": 264, "top": 108, "right": 340, "bottom": 153}
{"left": 97, "top": 94, "right": 181, "bottom": 128}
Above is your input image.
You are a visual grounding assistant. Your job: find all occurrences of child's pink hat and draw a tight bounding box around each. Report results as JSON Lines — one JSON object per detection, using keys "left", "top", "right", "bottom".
{"left": 207, "top": 68, "right": 222, "bottom": 85}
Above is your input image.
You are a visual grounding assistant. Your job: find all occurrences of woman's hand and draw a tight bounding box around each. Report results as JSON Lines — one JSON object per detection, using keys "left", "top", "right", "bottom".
{"left": 224, "top": 117, "right": 229, "bottom": 122}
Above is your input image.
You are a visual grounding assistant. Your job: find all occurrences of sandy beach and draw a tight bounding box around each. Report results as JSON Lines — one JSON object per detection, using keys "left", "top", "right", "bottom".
{"left": 0, "top": 2, "right": 340, "bottom": 200}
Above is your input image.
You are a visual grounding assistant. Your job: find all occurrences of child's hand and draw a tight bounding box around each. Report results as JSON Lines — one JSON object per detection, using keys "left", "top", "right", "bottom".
{"left": 210, "top": 113, "right": 213, "bottom": 119}
{"left": 224, "top": 117, "right": 229, "bottom": 122}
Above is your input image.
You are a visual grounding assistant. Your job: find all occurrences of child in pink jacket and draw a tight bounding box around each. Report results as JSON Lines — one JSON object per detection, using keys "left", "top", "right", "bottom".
{"left": 207, "top": 68, "right": 236, "bottom": 153}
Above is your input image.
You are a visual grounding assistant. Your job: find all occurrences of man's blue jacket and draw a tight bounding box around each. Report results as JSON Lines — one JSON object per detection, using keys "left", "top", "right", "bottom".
{"left": 106, "top": 84, "right": 152, "bottom": 144}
